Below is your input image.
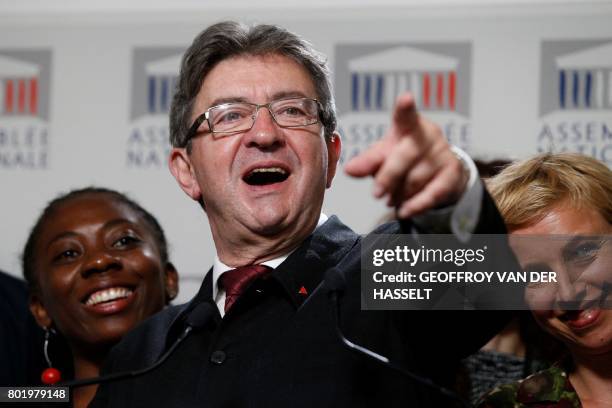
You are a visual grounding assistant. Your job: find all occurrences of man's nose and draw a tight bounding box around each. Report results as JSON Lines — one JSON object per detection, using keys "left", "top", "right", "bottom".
{"left": 81, "top": 251, "right": 122, "bottom": 278}
{"left": 243, "top": 106, "right": 285, "bottom": 150}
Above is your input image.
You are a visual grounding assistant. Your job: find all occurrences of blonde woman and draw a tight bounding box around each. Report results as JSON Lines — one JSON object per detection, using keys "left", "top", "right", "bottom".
{"left": 479, "top": 153, "right": 612, "bottom": 407}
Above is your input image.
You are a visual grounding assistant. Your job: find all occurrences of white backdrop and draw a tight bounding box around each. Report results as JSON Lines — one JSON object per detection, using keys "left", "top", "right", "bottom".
{"left": 1, "top": 1, "right": 611, "bottom": 302}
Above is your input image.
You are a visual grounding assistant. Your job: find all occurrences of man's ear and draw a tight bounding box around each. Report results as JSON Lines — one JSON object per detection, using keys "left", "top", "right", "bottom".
{"left": 326, "top": 131, "right": 342, "bottom": 188}
{"left": 29, "top": 293, "right": 52, "bottom": 329}
{"left": 164, "top": 262, "right": 179, "bottom": 303}
{"left": 168, "top": 148, "right": 202, "bottom": 201}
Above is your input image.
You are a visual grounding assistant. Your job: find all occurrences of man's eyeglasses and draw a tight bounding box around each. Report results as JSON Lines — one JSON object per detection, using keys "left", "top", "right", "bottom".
{"left": 186, "top": 97, "right": 323, "bottom": 140}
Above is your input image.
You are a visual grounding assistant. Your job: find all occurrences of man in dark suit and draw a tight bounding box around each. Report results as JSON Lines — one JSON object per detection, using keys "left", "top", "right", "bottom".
{"left": 91, "top": 21, "right": 512, "bottom": 407}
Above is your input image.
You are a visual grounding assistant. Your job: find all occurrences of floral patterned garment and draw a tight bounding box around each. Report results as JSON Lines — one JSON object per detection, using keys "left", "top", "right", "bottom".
{"left": 476, "top": 365, "right": 581, "bottom": 408}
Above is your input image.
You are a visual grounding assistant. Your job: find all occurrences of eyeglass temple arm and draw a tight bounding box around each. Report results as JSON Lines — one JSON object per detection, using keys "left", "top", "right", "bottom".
{"left": 186, "top": 112, "right": 209, "bottom": 141}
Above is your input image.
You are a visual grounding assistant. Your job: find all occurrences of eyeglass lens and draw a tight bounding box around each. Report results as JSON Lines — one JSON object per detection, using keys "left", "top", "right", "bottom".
{"left": 208, "top": 98, "right": 319, "bottom": 133}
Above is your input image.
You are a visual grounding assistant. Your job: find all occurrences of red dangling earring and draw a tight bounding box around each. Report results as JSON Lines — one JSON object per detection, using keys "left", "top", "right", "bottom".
{"left": 41, "top": 327, "right": 62, "bottom": 384}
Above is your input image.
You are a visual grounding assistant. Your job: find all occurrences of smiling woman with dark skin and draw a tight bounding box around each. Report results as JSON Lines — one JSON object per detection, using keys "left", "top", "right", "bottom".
{"left": 22, "top": 187, "right": 178, "bottom": 408}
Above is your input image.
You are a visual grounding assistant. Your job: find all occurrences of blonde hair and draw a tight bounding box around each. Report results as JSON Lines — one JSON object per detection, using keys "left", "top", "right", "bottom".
{"left": 487, "top": 153, "right": 612, "bottom": 231}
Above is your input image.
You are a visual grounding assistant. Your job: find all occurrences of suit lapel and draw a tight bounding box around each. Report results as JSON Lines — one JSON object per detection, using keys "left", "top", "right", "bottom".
{"left": 271, "top": 216, "right": 360, "bottom": 309}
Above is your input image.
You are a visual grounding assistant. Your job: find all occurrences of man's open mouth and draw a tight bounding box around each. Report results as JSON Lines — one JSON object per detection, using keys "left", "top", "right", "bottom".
{"left": 243, "top": 167, "right": 289, "bottom": 186}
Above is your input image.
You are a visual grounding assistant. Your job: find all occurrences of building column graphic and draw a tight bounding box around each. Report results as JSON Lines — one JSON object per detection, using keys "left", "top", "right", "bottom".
{"left": 29, "top": 77, "right": 37, "bottom": 115}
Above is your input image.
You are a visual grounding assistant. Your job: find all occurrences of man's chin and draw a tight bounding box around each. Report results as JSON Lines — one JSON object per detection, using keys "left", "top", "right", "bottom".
{"left": 244, "top": 206, "right": 303, "bottom": 238}
{"left": 249, "top": 215, "right": 290, "bottom": 237}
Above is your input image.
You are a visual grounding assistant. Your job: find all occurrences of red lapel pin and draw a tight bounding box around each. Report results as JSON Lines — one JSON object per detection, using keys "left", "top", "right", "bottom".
{"left": 298, "top": 286, "right": 308, "bottom": 296}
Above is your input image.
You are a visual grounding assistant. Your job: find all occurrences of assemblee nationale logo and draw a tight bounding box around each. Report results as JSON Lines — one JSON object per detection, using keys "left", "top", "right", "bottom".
{"left": 538, "top": 39, "right": 612, "bottom": 167}
{"left": 127, "top": 47, "right": 185, "bottom": 169}
{"left": 0, "top": 50, "right": 51, "bottom": 170}
{"left": 334, "top": 42, "right": 472, "bottom": 165}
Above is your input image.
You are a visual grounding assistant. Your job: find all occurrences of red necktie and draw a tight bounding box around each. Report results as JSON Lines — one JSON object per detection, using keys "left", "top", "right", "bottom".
{"left": 219, "top": 265, "right": 272, "bottom": 312}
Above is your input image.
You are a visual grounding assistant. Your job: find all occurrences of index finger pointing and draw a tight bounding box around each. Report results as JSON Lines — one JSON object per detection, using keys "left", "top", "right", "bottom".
{"left": 393, "top": 93, "right": 419, "bottom": 134}
{"left": 344, "top": 140, "right": 387, "bottom": 178}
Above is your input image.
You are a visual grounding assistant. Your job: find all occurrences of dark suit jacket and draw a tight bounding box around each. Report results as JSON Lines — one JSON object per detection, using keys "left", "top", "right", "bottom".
{"left": 0, "top": 271, "right": 46, "bottom": 386}
{"left": 91, "top": 193, "right": 514, "bottom": 407}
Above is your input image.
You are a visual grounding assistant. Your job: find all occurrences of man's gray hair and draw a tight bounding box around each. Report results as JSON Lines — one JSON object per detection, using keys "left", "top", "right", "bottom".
{"left": 169, "top": 21, "right": 337, "bottom": 150}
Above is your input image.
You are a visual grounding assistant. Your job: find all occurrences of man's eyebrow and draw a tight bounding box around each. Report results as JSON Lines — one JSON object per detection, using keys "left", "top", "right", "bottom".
{"left": 207, "top": 91, "right": 312, "bottom": 109}
{"left": 207, "top": 97, "right": 250, "bottom": 108}
{"left": 270, "top": 91, "right": 310, "bottom": 100}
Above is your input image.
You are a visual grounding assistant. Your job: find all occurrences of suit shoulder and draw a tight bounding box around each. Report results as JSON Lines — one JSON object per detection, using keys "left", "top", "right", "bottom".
{"left": 107, "top": 304, "right": 187, "bottom": 369}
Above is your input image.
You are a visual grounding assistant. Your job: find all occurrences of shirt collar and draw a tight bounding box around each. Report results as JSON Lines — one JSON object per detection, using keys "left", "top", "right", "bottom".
{"left": 211, "top": 213, "right": 329, "bottom": 303}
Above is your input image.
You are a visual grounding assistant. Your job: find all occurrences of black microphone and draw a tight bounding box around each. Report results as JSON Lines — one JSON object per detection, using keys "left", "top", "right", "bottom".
{"left": 324, "top": 267, "right": 469, "bottom": 408}
{"left": 62, "top": 302, "right": 216, "bottom": 389}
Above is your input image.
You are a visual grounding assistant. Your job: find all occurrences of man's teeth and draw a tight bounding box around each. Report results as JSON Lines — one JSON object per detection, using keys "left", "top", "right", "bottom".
{"left": 85, "top": 287, "right": 133, "bottom": 306}
{"left": 251, "top": 167, "right": 286, "bottom": 174}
